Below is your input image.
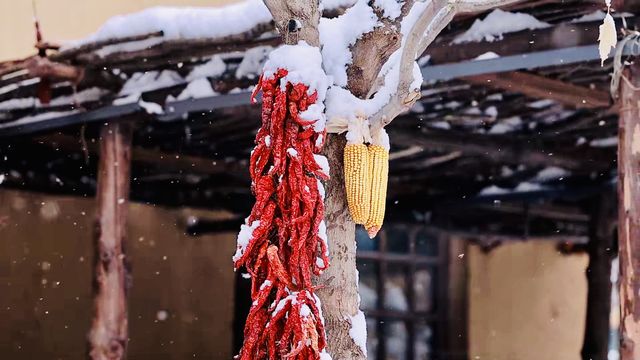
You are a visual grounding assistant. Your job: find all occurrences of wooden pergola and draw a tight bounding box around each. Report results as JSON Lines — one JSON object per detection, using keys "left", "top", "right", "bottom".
{"left": 0, "top": 0, "right": 639, "bottom": 358}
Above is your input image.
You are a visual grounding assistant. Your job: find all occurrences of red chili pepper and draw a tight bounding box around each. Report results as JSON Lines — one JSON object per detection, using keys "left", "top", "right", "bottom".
{"left": 235, "top": 69, "right": 330, "bottom": 360}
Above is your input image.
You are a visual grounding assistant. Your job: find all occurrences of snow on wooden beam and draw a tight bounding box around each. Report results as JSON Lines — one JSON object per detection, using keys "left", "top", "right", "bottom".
{"left": 618, "top": 63, "right": 640, "bottom": 360}
{"left": 391, "top": 128, "right": 612, "bottom": 171}
{"left": 463, "top": 71, "right": 611, "bottom": 109}
{"left": 88, "top": 121, "right": 133, "bottom": 360}
{"left": 427, "top": 16, "right": 639, "bottom": 66}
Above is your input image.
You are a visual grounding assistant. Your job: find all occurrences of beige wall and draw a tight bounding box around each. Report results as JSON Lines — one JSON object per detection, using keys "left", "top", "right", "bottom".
{"left": 0, "top": 0, "right": 239, "bottom": 61}
{"left": 0, "top": 189, "right": 237, "bottom": 359}
{"left": 468, "top": 241, "right": 588, "bottom": 360}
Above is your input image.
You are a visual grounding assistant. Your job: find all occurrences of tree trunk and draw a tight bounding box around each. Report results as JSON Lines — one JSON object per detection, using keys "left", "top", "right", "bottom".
{"left": 316, "top": 135, "right": 366, "bottom": 359}
{"left": 618, "top": 64, "right": 640, "bottom": 360}
{"left": 88, "top": 122, "right": 133, "bottom": 360}
{"left": 581, "top": 193, "right": 615, "bottom": 360}
{"left": 259, "top": 1, "right": 366, "bottom": 358}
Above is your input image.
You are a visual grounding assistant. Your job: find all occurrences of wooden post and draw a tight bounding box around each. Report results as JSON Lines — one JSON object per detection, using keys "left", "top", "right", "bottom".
{"left": 88, "top": 122, "right": 133, "bottom": 360}
{"left": 581, "top": 194, "right": 616, "bottom": 360}
{"left": 618, "top": 64, "right": 640, "bottom": 360}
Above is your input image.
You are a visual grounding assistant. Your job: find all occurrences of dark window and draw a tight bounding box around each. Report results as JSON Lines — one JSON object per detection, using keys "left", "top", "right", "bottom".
{"left": 357, "top": 224, "right": 458, "bottom": 360}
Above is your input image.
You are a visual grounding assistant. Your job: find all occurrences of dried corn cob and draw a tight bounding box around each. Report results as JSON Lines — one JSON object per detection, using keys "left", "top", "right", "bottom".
{"left": 345, "top": 143, "right": 370, "bottom": 223}
{"left": 344, "top": 116, "right": 371, "bottom": 224}
{"left": 365, "top": 129, "right": 390, "bottom": 238}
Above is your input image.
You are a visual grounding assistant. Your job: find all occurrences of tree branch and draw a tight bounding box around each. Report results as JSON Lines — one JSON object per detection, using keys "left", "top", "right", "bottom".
{"left": 369, "top": 0, "right": 525, "bottom": 133}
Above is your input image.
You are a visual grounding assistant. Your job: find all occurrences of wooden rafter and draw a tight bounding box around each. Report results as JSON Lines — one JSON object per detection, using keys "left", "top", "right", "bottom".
{"left": 463, "top": 71, "right": 611, "bottom": 109}
{"left": 391, "top": 128, "right": 612, "bottom": 171}
{"left": 427, "top": 16, "right": 638, "bottom": 65}
{"left": 37, "top": 133, "right": 248, "bottom": 179}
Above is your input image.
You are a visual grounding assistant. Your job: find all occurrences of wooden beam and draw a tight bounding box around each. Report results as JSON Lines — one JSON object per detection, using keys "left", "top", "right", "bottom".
{"left": 618, "top": 63, "right": 640, "bottom": 360}
{"left": 427, "top": 16, "right": 638, "bottom": 65}
{"left": 581, "top": 193, "right": 616, "bottom": 360}
{"left": 25, "top": 56, "right": 84, "bottom": 83}
{"left": 391, "top": 128, "right": 613, "bottom": 171}
{"left": 88, "top": 122, "right": 133, "bottom": 360}
{"left": 38, "top": 133, "right": 248, "bottom": 178}
{"left": 463, "top": 71, "right": 611, "bottom": 109}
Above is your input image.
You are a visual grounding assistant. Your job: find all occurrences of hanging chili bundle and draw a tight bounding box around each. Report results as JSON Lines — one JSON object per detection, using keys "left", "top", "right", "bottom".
{"left": 233, "top": 44, "right": 332, "bottom": 360}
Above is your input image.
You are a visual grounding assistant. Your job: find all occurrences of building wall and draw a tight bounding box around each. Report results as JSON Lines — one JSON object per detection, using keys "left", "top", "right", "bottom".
{"left": 0, "top": 189, "right": 236, "bottom": 359}
{"left": 468, "top": 241, "right": 588, "bottom": 360}
{"left": 0, "top": 0, "right": 239, "bottom": 61}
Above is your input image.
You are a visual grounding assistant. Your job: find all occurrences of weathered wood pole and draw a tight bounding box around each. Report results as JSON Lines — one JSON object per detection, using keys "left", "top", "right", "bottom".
{"left": 88, "top": 122, "right": 133, "bottom": 360}
{"left": 581, "top": 194, "right": 615, "bottom": 360}
{"left": 618, "top": 64, "right": 640, "bottom": 359}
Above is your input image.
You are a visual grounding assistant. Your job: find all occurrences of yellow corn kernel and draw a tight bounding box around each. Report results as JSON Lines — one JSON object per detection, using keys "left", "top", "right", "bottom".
{"left": 344, "top": 143, "right": 370, "bottom": 224}
{"left": 365, "top": 144, "right": 389, "bottom": 238}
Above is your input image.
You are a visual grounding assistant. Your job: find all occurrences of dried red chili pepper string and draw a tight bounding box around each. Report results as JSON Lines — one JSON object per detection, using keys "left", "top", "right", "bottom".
{"left": 234, "top": 68, "right": 331, "bottom": 360}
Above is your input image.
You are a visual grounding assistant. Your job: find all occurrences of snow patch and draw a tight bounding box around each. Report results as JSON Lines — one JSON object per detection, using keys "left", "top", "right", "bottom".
{"left": 527, "top": 99, "right": 556, "bottom": 108}
{"left": 50, "top": 87, "right": 110, "bottom": 106}
{"left": 236, "top": 46, "right": 272, "bottom": 79}
{"left": 374, "top": 0, "right": 402, "bottom": 19}
{"left": 170, "top": 78, "right": 216, "bottom": 101}
{"left": 0, "top": 97, "right": 38, "bottom": 110}
{"left": 572, "top": 10, "right": 607, "bottom": 23}
{"left": 319, "top": 0, "right": 378, "bottom": 87}
{"left": 321, "top": 0, "right": 357, "bottom": 9}
{"left": 287, "top": 148, "right": 299, "bottom": 158}
{"left": 479, "top": 185, "right": 511, "bottom": 195}
{"left": 317, "top": 180, "right": 326, "bottom": 200}
{"left": 233, "top": 220, "right": 260, "bottom": 262}
{"left": 514, "top": 181, "right": 547, "bottom": 192}
{"left": 120, "top": 70, "right": 183, "bottom": 95}
{"left": 314, "top": 154, "right": 330, "bottom": 177}
{"left": 187, "top": 56, "right": 226, "bottom": 81}
{"left": 349, "top": 311, "right": 368, "bottom": 357}
{"left": 113, "top": 93, "right": 140, "bottom": 105}
{"left": 428, "top": 121, "right": 451, "bottom": 130}
{"left": 139, "top": 100, "right": 163, "bottom": 114}
{"left": 535, "top": 166, "right": 570, "bottom": 182}
{"left": 453, "top": 9, "right": 549, "bottom": 44}
{"left": 64, "top": 1, "right": 272, "bottom": 50}
{"left": 474, "top": 51, "right": 500, "bottom": 60}
{"left": 590, "top": 137, "right": 618, "bottom": 147}
{"left": 488, "top": 116, "right": 522, "bottom": 134}
{"left": 0, "top": 111, "right": 80, "bottom": 129}
{"left": 263, "top": 42, "right": 329, "bottom": 101}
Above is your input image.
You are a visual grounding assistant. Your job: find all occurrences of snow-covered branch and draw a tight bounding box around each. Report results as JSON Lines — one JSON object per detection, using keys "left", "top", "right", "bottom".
{"left": 367, "top": 0, "right": 524, "bottom": 132}
{"left": 456, "top": 0, "right": 523, "bottom": 13}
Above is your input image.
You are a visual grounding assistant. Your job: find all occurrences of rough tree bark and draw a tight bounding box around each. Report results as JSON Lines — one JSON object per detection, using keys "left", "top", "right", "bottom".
{"left": 618, "top": 64, "right": 640, "bottom": 360}
{"left": 317, "top": 136, "right": 364, "bottom": 359}
{"left": 88, "top": 122, "right": 133, "bottom": 360}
